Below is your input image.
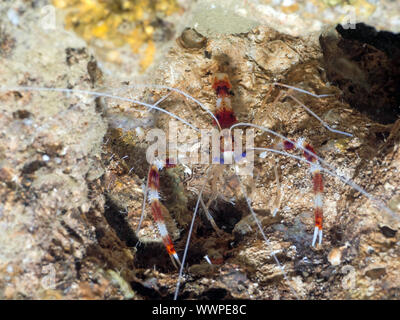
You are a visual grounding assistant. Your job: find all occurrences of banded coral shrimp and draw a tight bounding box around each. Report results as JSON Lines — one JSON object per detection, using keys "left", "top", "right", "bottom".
{"left": 80, "top": 26, "right": 400, "bottom": 299}
{"left": 70, "top": 25, "right": 398, "bottom": 300}
{"left": 2, "top": 23, "right": 400, "bottom": 300}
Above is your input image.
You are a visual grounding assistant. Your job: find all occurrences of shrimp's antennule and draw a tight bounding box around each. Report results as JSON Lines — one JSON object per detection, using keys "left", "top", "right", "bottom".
{"left": 0, "top": 86, "right": 200, "bottom": 132}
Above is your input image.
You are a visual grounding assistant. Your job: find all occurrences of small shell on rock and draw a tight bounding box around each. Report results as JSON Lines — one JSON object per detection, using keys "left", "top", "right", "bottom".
{"left": 177, "top": 28, "right": 207, "bottom": 49}
{"left": 364, "top": 265, "right": 387, "bottom": 280}
{"left": 328, "top": 247, "right": 342, "bottom": 266}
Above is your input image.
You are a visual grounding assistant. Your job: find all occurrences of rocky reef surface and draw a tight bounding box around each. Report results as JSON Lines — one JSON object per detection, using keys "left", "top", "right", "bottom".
{"left": 0, "top": 1, "right": 399, "bottom": 299}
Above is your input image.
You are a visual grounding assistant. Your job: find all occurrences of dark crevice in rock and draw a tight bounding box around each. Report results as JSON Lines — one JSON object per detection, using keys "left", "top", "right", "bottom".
{"left": 379, "top": 225, "right": 397, "bottom": 238}
{"left": 200, "top": 198, "right": 243, "bottom": 235}
{"left": 336, "top": 23, "right": 400, "bottom": 59}
{"left": 103, "top": 195, "right": 139, "bottom": 247}
{"left": 200, "top": 287, "right": 231, "bottom": 300}
{"left": 320, "top": 23, "right": 400, "bottom": 124}
{"left": 21, "top": 160, "right": 46, "bottom": 174}
{"left": 134, "top": 241, "right": 176, "bottom": 272}
{"left": 129, "top": 277, "right": 169, "bottom": 299}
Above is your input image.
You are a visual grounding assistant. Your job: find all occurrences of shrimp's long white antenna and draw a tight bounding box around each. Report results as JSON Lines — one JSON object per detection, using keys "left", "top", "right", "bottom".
{"left": 287, "top": 93, "right": 353, "bottom": 137}
{"left": 117, "top": 84, "right": 222, "bottom": 131}
{"left": 252, "top": 147, "right": 400, "bottom": 222}
{"left": 273, "top": 83, "right": 333, "bottom": 99}
{"left": 174, "top": 166, "right": 212, "bottom": 300}
{"left": 153, "top": 91, "right": 173, "bottom": 106}
{"left": 134, "top": 89, "right": 171, "bottom": 233}
{"left": 273, "top": 82, "right": 353, "bottom": 137}
{"left": 1, "top": 86, "right": 200, "bottom": 132}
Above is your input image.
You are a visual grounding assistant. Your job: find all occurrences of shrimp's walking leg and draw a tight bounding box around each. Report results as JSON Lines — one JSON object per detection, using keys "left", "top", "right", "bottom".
{"left": 271, "top": 161, "right": 282, "bottom": 217}
{"left": 200, "top": 165, "right": 226, "bottom": 236}
{"left": 200, "top": 196, "right": 224, "bottom": 236}
{"left": 147, "top": 161, "right": 181, "bottom": 267}
{"left": 275, "top": 139, "right": 324, "bottom": 246}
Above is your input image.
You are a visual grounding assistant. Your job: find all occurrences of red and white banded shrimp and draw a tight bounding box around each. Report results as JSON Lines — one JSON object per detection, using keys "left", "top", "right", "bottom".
{"left": 2, "top": 25, "right": 399, "bottom": 300}
{"left": 101, "top": 28, "right": 399, "bottom": 298}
